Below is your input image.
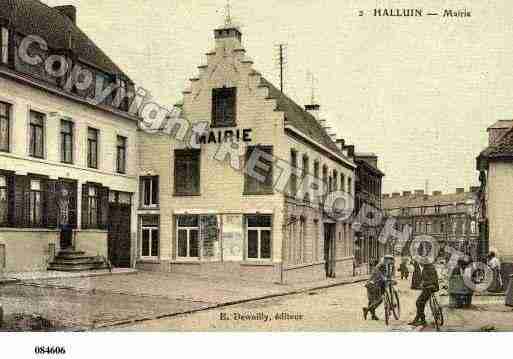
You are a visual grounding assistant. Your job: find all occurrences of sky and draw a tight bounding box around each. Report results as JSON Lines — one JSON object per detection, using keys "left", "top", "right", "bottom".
{"left": 41, "top": 0, "right": 513, "bottom": 194}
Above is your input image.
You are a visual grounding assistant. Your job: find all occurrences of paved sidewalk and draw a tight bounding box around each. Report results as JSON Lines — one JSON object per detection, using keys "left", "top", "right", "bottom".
{"left": 1, "top": 271, "right": 369, "bottom": 330}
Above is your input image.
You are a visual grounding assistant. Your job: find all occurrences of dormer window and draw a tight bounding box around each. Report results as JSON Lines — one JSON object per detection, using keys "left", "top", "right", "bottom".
{"left": 212, "top": 87, "right": 236, "bottom": 127}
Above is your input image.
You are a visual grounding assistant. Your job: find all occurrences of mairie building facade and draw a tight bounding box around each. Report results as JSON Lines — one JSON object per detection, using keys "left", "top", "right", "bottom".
{"left": 0, "top": 1, "right": 139, "bottom": 273}
{"left": 137, "top": 25, "right": 356, "bottom": 283}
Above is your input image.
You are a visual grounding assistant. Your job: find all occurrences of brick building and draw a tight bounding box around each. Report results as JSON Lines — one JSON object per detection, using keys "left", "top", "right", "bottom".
{"left": 382, "top": 188, "right": 479, "bottom": 258}
{"left": 0, "top": 1, "right": 139, "bottom": 272}
{"left": 137, "top": 23, "right": 357, "bottom": 283}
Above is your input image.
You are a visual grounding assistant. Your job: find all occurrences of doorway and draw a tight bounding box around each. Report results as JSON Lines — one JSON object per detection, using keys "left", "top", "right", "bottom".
{"left": 324, "top": 222, "right": 336, "bottom": 278}
{"left": 107, "top": 191, "right": 132, "bottom": 268}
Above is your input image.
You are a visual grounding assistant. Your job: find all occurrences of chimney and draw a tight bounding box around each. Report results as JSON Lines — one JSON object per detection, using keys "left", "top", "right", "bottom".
{"left": 470, "top": 186, "right": 480, "bottom": 193}
{"left": 432, "top": 191, "right": 442, "bottom": 196}
{"left": 402, "top": 191, "right": 411, "bottom": 197}
{"left": 343, "top": 145, "right": 355, "bottom": 158}
{"left": 414, "top": 190, "right": 424, "bottom": 196}
{"left": 305, "top": 104, "right": 320, "bottom": 122}
{"left": 55, "top": 5, "right": 77, "bottom": 24}
{"left": 487, "top": 120, "right": 513, "bottom": 146}
{"left": 392, "top": 192, "right": 400, "bottom": 198}
{"left": 456, "top": 188, "right": 465, "bottom": 194}
{"left": 382, "top": 194, "right": 389, "bottom": 199}
{"left": 214, "top": 25, "right": 243, "bottom": 53}
{"left": 336, "top": 139, "right": 345, "bottom": 151}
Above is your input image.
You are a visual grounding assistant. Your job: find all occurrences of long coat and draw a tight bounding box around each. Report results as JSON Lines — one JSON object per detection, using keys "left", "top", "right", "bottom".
{"left": 421, "top": 263, "right": 440, "bottom": 292}
{"left": 411, "top": 261, "right": 422, "bottom": 290}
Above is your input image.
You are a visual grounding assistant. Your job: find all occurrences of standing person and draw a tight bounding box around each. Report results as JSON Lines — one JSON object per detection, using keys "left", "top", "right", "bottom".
{"left": 399, "top": 257, "right": 410, "bottom": 280}
{"left": 411, "top": 260, "right": 422, "bottom": 290}
{"left": 488, "top": 252, "right": 503, "bottom": 292}
{"left": 363, "top": 259, "right": 386, "bottom": 321}
{"left": 408, "top": 262, "right": 440, "bottom": 326}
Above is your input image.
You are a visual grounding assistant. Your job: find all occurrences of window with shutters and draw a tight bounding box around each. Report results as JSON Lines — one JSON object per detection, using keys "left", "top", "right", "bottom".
{"left": 141, "top": 216, "right": 159, "bottom": 259}
{"left": 174, "top": 149, "right": 200, "bottom": 196}
{"left": 116, "top": 135, "right": 127, "bottom": 174}
{"left": 322, "top": 165, "right": 328, "bottom": 196}
{"left": 302, "top": 155, "right": 309, "bottom": 202}
{"left": 27, "top": 179, "right": 43, "bottom": 227}
{"left": 246, "top": 214, "right": 272, "bottom": 260}
{"left": 140, "top": 176, "right": 159, "bottom": 207}
{"left": 212, "top": 87, "right": 236, "bottom": 127}
{"left": 176, "top": 215, "right": 199, "bottom": 258}
{"left": 29, "top": 110, "right": 45, "bottom": 158}
{"left": 244, "top": 146, "right": 273, "bottom": 195}
{"left": 340, "top": 173, "right": 345, "bottom": 192}
{"left": 333, "top": 170, "right": 338, "bottom": 191}
{"left": 0, "top": 175, "right": 8, "bottom": 225}
{"left": 0, "top": 101, "right": 10, "bottom": 152}
{"left": 87, "top": 128, "right": 98, "bottom": 169}
{"left": 60, "top": 120, "right": 73, "bottom": 164}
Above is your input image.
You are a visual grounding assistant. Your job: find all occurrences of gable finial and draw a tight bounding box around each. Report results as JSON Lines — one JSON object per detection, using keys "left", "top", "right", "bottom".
{"left": 224, "top": 0, "right": 233, "bottom": 26}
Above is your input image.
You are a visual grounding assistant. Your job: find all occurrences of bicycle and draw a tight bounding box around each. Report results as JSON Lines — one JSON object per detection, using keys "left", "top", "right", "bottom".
{"left": 428, "top": 291, "right": 444, "bottom": 331}
{"left": 383, "top": 279, "right": 400, "bottom": 326}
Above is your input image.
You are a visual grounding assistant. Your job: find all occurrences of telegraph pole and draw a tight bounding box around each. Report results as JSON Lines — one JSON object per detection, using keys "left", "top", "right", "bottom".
{"left": 275, "top": 44, "right": 287, "bottom": 93}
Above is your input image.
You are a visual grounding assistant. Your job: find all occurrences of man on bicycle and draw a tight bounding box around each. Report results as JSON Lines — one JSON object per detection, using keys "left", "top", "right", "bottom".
{"left": 363, "top": 259, "right": 387, "bottom": 321}
{"left": 408, "top": 262, "right": 440, "bottom": 326}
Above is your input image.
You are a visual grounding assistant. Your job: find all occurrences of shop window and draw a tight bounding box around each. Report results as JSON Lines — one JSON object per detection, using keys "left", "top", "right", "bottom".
{"left": 176, "top": 215, "right": 199, "bottom": 258}
{"left": 27, "top": 179, "right": 43, "bottom": 226}
{"left": 141, "top": 216, "right": 159, "bottom": 258}
{"left": 0, "top": 175, "right": 7, "bottom": 225}
{"left": 141, "top": 176, "right": 159, "bottom": 207}
{"left": 244, "top": 146, "right": 273, "bottom": 195}
{"left": 246, "top": 214, "right": 272, "bottom": 260}
{"left": 116, "top": 135, "right": 127, "bottom": 174}
{"left": 60, "top": 119, "right": 73, "bottom": 164}
{"left": 174, "top": 149, "right": 200, "bottom": 196}
{"left": 212, "top": 87, "right": 236, "bottom": 127}
{"left": 87, "top": 128, "right": 99, "bottom": 169}
{"left": 29, "top": 110, "right": 45, "bottom": 158}
{"left": 0, "top": 101, "right": 10, "bottom": 152}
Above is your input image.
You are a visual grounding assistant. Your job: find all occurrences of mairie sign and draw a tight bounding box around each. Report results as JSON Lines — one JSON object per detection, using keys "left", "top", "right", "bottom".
{"left": 196, "top": 128, "right": 253, "bottom": 144}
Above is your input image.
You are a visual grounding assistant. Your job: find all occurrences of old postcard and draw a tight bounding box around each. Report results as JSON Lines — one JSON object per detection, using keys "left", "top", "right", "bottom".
{"left": 1, "top": 0, "right": 513, "bottom": 354}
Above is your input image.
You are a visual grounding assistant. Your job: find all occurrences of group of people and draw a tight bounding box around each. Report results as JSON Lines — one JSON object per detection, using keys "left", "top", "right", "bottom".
{"left": 362, "top": 250, "right": 504, "bottom": 327}
{"left": 362, "top": 257, "right": 439, "bottom": 327}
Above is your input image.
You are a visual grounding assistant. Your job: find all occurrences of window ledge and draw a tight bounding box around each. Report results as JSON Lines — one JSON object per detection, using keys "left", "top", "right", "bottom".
{"left": 80, "top": 229, "right": 108, "bottom": 233}
{"left": 170, "top": 260, "right": 201, "bottom": 265}
{"left": 243, "top": 191, "right": 274, "bottom": 196}
{"left": 173, "top": 193, "right": 201, "bottom": 197}
{"left": 0, "top": 227, "right": 60, "bottom": 232}
{"left": 240, "top": 261, "right": 274, "bottom": 266}
{"left": 137, "top": 259, "right": 161, "bottom": 264}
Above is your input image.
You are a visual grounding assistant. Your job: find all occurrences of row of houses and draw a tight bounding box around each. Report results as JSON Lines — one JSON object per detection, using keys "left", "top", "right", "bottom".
{"left": 0, "top": 1, "right": 385, "bottom": 283}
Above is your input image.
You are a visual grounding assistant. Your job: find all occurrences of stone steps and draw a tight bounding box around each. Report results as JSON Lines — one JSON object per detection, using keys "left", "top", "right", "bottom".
{"left": 48, "top": 250, "right": 108, "bottom": 272}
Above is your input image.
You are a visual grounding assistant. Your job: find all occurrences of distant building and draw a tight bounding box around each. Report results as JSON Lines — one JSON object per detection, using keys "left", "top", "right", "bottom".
{"left": 476, "top": 119, "right": 513, "bottom": 280}
{"left": 382, "top": 187, "right": 480, "bottom": 258}
{"left": 339, "top": 143, "right": 385, "bottom": 273}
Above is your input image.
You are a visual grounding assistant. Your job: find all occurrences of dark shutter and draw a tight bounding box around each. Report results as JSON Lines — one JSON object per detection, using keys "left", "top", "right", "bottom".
{"left": 69, "top": 182, "right": 77, "bottom": 228}
{"left": 14, "top": 175, "right": 27, "bottom": 227}
{"left": 81, "top": 183, "right": 88, "bottom": 229}
{"left": 46, "top": 179, "right": 58, "bottom": 228}
{"left": 100, "top": 186, "right": 110, "bottom": 229}
{"left": 7, "top": 173, "right": 16, "bottom": 226}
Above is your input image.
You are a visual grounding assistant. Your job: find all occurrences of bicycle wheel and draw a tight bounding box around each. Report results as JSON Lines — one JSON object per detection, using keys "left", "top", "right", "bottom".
{"left": 390, "top": 287, "right": 401, "bottom": 320}
{"left": 432, "top": 295, "right": 444, "bottom": 327}
{"left": 384, "top": 291, "right": 391, "bottom": 326}
{"left": 429, "top": 297, "right": 441, "bottom": 331}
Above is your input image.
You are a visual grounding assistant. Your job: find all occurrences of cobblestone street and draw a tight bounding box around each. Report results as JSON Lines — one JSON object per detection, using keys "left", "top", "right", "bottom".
{"left": 2, "top": 271, "right": 512, "bottom": 331}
